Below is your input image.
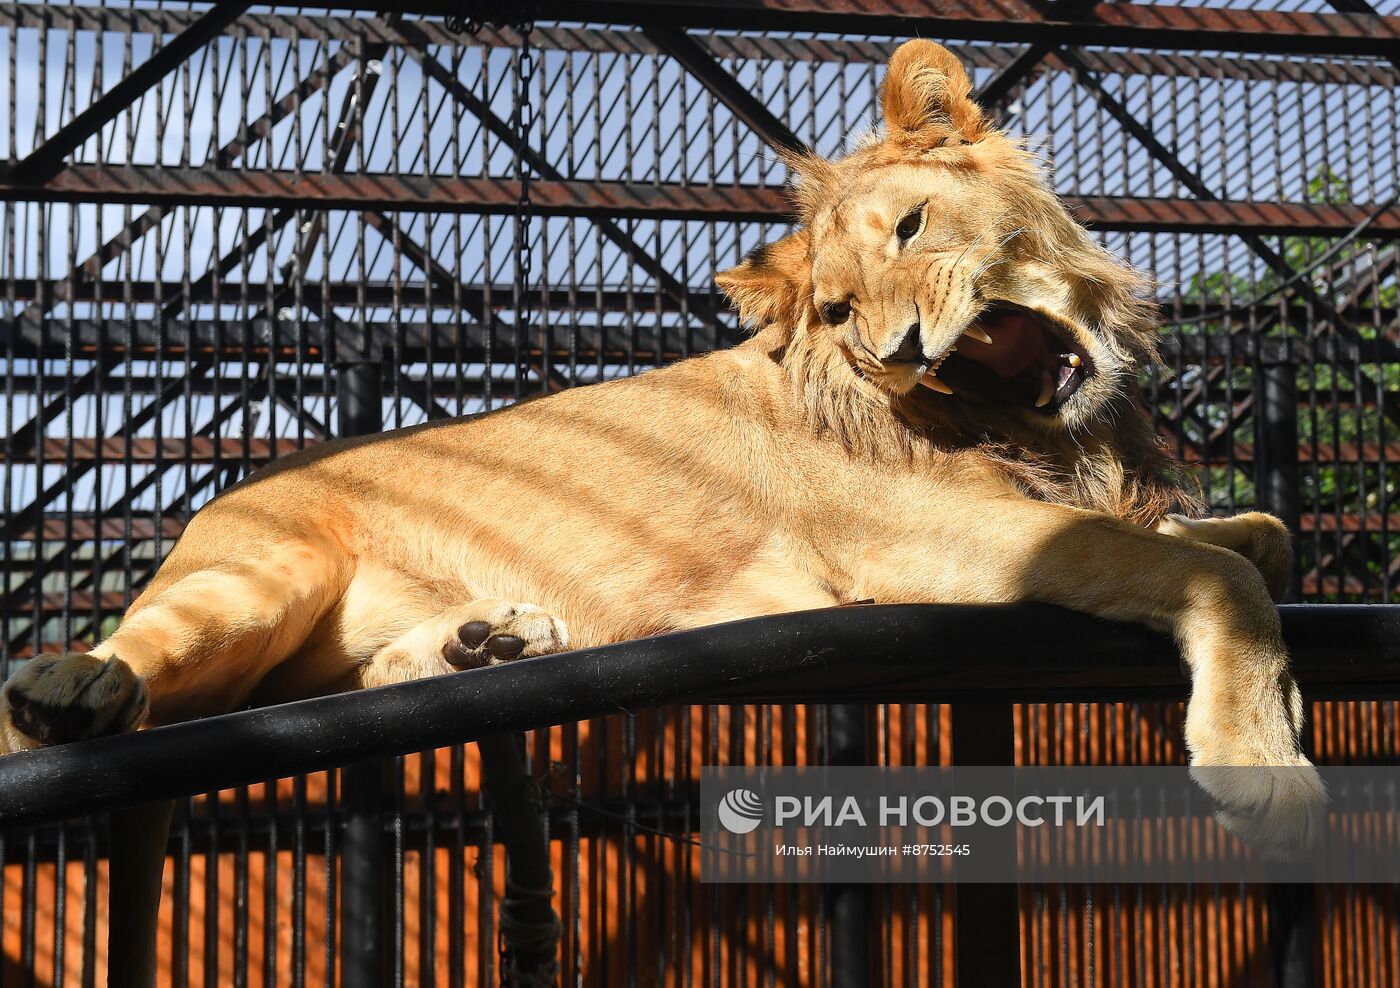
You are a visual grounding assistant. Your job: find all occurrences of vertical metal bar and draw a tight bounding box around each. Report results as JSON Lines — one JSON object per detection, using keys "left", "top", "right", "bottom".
{"left": 825, "top": 704, "right": 871, "bottom": 987}
{"left": 478, "top": 733, "right": 562, "bottom": 984}
{"left": 1257, "top": 352, "right": 1303, "bottom": 601}
{"left": 949, "top": 703, "right": 1020, "bottom": 987}
{"left": 1257, "top": 349, "right": 1312, "bottom": 988}
{"left": 336, "top": 358, "right": 388, "bottom": 988}
{"left": 448, "top": 744, "right": 466, "bottom": 988}
{"left": 107, "top": 802, "right": 176, "bottom": 988}
{"left": 1268, "top": 884, "right": 1315, "bottom": 988}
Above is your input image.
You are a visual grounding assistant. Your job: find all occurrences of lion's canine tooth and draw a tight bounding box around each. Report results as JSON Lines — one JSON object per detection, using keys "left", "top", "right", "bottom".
{"left": 1068, "top": 353, "right": 1082, "bottom": 367}
{"left": 1035, "top": 375, "right": 1054, "bottom": 407}
{"left": 921, "top": 375, "right": 954, "bottom": 395}
{"left": 963, "top": 326, "right": 994, "bottom": 345}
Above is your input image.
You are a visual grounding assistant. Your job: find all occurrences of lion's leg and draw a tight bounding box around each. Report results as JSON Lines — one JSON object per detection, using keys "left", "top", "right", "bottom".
{"left": 357, "top": 598, "right": 569, "bottom": 689}
{"left": 871, "top": 500, "right": 1321, "bottom": 852}
{"left": 1157, "top": 511, "right": 1293, "bottom": 603}
{"left": 0, "top": 546, "right": 342, "bottom": 752}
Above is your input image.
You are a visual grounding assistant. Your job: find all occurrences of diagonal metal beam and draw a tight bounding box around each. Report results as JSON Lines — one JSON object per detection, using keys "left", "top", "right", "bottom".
{"left": 4, "top": 397, "right": 252, "bottom": 652}
{"left": 974, "top": 0, "right": 1099, "bottom": 107}
{"left": 4, "top": 208, "right": 167, "bottom": 457}
{"left": 213, "top": 45, "right": 356, "bottom": 169}
{"left": 240, "top": 20, "right": 458, "bottom": 419}
{"left": 266, "top": 17, "right": 398, "bottom": 303}
{"left": 0, "top": 356, "right": 218, "bottom": 544}
{"left": 640, "top": 25, "right": 806, "bottom": 156}
{"left": 251, "top": 29, "right": 393, "bottom": 327}
{"left": 7, "top": 2, "right": 250, "bottom": 184}
{"left": 360, "top": 212, "right": 570, "bottom": 395}
{"left": 1055, "top": 48, "right": 1369, "bottom": 342}
{"left": 4, "top": 42, "right": 355, "bottom": 457}
{"left": 2, "top": 47, "right": 353, "bottom": 543}
{"left": 386, "top": 20, "right": 727, "bottom": 339}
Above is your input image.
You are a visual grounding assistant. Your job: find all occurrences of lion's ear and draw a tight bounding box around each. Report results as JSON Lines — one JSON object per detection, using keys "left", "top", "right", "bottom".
{"left": 715, "top": 230, "right": 811, "bottom": 329}
{"left": 881, "top": 40, "right": 986, "bottom": 143}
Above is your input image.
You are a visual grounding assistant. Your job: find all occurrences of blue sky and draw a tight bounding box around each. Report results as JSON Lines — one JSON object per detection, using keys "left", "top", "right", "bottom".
{"left": 0, "top": 9, "right": 1396, "bottom": 527}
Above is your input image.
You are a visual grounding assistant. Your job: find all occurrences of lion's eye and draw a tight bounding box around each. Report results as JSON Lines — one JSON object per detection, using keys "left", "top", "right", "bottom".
{"left": 821, "top": 301, "right": 851, "bottom": 325}
{"left": 896, "top": 206, "right": 924, "bottom": 243}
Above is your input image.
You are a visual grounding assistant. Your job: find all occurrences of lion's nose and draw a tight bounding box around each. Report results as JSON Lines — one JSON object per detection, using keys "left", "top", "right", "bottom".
{"left": 886, "top": 321, "right": 923, "bottom": 363}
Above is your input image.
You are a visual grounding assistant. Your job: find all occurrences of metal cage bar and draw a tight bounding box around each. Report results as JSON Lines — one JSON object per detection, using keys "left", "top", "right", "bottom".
{"left": 0, "top": 3, "right": 1397, "bottom": 985}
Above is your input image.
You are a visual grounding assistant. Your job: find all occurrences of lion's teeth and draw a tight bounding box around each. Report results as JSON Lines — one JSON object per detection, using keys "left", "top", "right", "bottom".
{"left": 922, "top": 375, "right": 954, "bottom": 395}
{"left": 964, "top": 326, "right": 993, "bottom": 345}
{"left": 1068, "top": 353, "right": 1082, "bottom": 367}
{"left": 1035, "top": 374, "right": 1054, "bottom": 407}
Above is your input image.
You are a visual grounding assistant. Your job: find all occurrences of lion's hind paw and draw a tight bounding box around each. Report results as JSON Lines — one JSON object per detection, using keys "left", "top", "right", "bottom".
{"left": 2, "top": 653, "right": 148, "bottom": 751}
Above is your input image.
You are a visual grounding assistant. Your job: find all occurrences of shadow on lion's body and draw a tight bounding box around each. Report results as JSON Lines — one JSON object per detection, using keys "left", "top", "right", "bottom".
{"left": 114, "top": 324, "right": 1192, "bottom": 720}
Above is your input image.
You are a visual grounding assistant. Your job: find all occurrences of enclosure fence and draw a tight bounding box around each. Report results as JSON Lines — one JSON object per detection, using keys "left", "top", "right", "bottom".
{"left": 1, "top": 1, "right": 1399, "bottom": 985}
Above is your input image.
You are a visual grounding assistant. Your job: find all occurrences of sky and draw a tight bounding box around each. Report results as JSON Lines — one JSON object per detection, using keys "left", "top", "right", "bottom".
{"left": 0, "top": 5, "right": 1395, "bottom": 529}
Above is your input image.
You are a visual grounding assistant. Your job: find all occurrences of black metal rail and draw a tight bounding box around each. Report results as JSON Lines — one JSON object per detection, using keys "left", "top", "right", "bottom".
{"left": 2, "top": 602, "right": 1398, "bottom": 828}
{"left": 2, "top": 603, "right": 1396, "bottom": 986}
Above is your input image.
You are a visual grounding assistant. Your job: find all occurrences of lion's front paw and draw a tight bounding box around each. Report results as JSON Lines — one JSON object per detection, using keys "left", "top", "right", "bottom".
{"left": 1186, "top": 672, "right": 1323, "bottom": 858}
{"left": 1158, "top": 512, "right": 1293, "bottom": 603}
{"left": 1190, "top": 757, "right": 1325, "bottom": 860}
{"left": 1185, "top": 666, "right": 1323, "bottom": 858}
{"left": 440, "top": 599, "right": 569, "bottom": 670}
{"left": 1, "top": 653, "right": 148, "bottom": 751}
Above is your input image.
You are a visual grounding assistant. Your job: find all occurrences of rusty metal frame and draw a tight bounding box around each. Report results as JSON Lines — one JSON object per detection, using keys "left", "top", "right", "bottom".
{"left": 453, "top": 0, "right": 1400, "bottom": 58}
{"left": 3, "top": 165, "right": 1394, "bottom": 239}
{"left": 6, "top": 2, "right": 250, "bottom": 184}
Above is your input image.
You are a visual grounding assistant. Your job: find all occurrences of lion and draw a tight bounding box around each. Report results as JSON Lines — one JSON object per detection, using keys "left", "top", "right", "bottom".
{"left": 3, "top": 38, "right": 1319, "bottom": 862}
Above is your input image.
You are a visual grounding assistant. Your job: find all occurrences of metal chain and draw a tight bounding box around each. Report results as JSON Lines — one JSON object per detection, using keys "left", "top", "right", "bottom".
{"left": 503, "top": 32, "right": 539, "bottom": 983}
{"left": 512, "top": 25, "right": 535, "bottom": 398}
{"left": 443, "top": 16, "right": 484, "bottom": 35}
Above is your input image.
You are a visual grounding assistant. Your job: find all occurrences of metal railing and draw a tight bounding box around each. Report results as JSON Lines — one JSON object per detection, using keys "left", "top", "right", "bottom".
{"left": 0, "top": 2, "right": 1396, "bottom": 983}
{"left": 3, "top": 602, "right": 1399, "bottom": 984}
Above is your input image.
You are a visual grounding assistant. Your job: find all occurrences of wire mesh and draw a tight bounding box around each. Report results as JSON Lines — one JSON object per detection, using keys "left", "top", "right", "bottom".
{"left": 0, "top": 2, "right": 1397, "bottom": 985}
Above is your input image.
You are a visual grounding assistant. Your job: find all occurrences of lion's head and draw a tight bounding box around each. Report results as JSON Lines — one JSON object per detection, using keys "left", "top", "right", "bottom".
{"left": 717, "top": 39, "right": 1160, "bottom": 439}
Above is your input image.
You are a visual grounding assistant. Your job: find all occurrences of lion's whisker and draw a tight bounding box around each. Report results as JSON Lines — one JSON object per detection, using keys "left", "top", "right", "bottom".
{"left": 969, "top": 227, "right": 1027, "bottom": 282}
{"left": 950, "top": 210, "right": 1013, "bottom": 270}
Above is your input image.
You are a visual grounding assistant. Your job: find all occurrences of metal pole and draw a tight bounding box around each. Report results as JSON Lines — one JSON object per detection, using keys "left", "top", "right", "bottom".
{"left": 2, "top": 604, "right": 1399, "bottom": 828}
{"left": 950, "top": 703, "right": 1020, "bottom": 985}
{"left": 826, "top": 703, "right": 871, "bottom": 987}
{"left": 335, "top": 359, "right": 388, "bottom": 988}
{"left": 1256, "top": 352, "right": 1312, "bottom": 988}
{"left": 1257, "top": 354, "right": 1303, "bottom": 601}
{"left": 478, "top": 733, "right": 561, "bottom": 984}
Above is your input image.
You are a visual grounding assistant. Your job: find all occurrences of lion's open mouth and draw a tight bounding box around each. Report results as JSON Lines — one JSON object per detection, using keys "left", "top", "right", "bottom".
{"left": 923, "top": 304, "right": 1092, "bottom": 413}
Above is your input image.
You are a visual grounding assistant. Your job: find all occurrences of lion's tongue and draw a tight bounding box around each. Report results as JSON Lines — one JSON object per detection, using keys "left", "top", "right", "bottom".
{"left": 962, "top": 312, "right": 1042, "bottom": 378}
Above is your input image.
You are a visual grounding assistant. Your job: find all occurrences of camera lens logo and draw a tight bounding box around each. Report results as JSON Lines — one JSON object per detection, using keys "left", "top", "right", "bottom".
{"left": 717, "top": 788, "right": 764, "bottom": 834}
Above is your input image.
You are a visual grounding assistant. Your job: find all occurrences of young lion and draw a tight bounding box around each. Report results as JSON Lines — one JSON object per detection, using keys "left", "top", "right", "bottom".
{"left": 2, "top": 40, "right": 1319, "bottom": 850}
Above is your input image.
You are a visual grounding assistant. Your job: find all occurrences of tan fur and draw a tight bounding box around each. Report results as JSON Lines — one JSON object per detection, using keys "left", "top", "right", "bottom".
{"left": 2, "top": 41, "right": 1319, "bottom": 855}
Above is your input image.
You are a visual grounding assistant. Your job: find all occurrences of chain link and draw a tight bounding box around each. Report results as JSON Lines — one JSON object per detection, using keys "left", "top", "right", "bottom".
{"left": 502, "top": 27, "right": 535, "bottom": 979}
{"left": 442, "top": 16, "right": 484, "bottom": 36}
